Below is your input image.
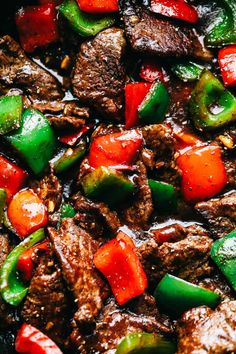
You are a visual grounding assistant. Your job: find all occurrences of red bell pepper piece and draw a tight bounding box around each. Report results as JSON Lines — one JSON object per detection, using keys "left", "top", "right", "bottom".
{"left": 17, "top": 239, "right": 50, "bottom": 281}
{"left": 7, "top": 189, "right": 48, "bottom": 239}
{"left": 150, "top": 0, "right": 198, "bottom": 24}
{"left": 174, "top": 131, "right": 203, "bottom": 152}
{"left": 139, "top": 60, "right": 165, "bottom": 83}
{"left": 38, "top": 0, "right": 62, "bottom": 4}
{"left": 59, "top": 125, "right": 92, "bottom": 146}
{"left": 94, "top": 233, "right": 147, "bottom": 305}
{"left": 177, "top": 144, "right": 227, "bottom": 203}
{"left": 218, "top": 45, "right": 236, "bottom": 87}
{"left": 125, "top": 83, "right": 152, "bottom": 129}
{"left": 89, "top": 129, "right": 143, "bottom": 169}
{"left": 15, "top": 4, "right": 59, "bottom": 53}
{"left": 0, "top": 155, "right": 28, "bottom": 202}
{"left": 15, "top": 323, "right": 63, "bottom": 354}
{"left": 77, "top": 0, "right": 118, "bottom": 14}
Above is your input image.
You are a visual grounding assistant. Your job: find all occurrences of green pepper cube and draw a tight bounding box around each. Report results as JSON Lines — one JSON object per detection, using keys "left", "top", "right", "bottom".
{"left": 60, "top": 203, "right": 76, "bottom": 220}
{"left": 190, "top": 70, "right": 236, "bottom": 131}
{"left": 0, "top": 96, "right": 23, "bottom": 135}
{"left": 154, "top": 274, "right": 221, "bottom": 317}
{"left": 81, "top": 166, "right": 135, "bottom": 208}
{"left": 211, "top": 230, "right": 236, "bottom": 291}
{"left": 53, "top": 144, "right": 86, "bottom": 175}
{"left": 138, "top": 82, "right": 170, "bottom": 124}
{"left": 115, "top": 333, "right": 176, "bottom": 354}
{"left": 6, "top": 109, "right": 56, "bottom": 175}
{"left": 171, "top": 61, "right": 204, "bottom": 82}
{"left": 59, "top": 0, "right": 115, "bottom": 37}
{"left": 148, "top": 179, "right": 177, "bottom": 212}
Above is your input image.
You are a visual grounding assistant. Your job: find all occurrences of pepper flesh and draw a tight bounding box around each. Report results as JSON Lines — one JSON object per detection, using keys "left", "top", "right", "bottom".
{"left": 59, "top": 0, "right": 115, "bottom": 37}
{"left": 0, "top": 229, "right": 45, "bottom": 306}
{"left": 148, "top": 180, "right": 177, "bottom": 212}
{"left": 53, "top": 143, "right": 86, "bottom": 174}
{"left": 189, "top": 70, "right": 236, "bottom": 131}
{"left": 154, "top": 274, "right": 221, "bottom": 317}
{"left": 211, "top": 230, "right": 236, "bottom": 291}
{"left": 150, "top": 0, "right": 198, "bottom": 24}
{"left": 218, "top": 45, "right": 236, "bottom": 87}
{"left": 0, "top": 96, "right": 23, "bottom": 135}
{"left": 77, "top": 0, "right": 118, "bottom": 13}
{"left": 139, "top": 60, "right": 165, "bottom": 83}
{"left": 171, "top": 61, "right": 204, "bottom": 82}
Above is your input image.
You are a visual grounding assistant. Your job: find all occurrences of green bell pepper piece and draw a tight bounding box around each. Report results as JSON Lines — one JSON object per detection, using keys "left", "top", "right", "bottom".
{"left": 116, "top": 333, "right": 176, "bottom": 354}
{"left": 154, "top": 274, "right": 221, "bottom": 317}
{"left": 148, "top": 180, "right": 177, "bottom": 212}
{"left": 138, "top": 82, "right": 170, "bottom": 124}
{"left": 205, "top": 0, "right": 236, "bottom": 47}
{"left": 0, "top": 96, "right": 23, "bottom": 135}
{"left": 5, "top": 109, "right": 56, "bottom": 175}
{"left": 0, "top": 228, "right": 45, "bottom": 306}
{"left": 81, "top": 166, "right": 135, "bottom": 208}
{"left": 171, "top": 62, "right": 204, "bottom": 82}
{"left": 0, "top": 189, "right": 7, "bottom": 225}
{"left": 53, "top": 143, "right": 86, "bottom": 174}
{"left": 189, "top": 70, "right": 236, "bottom": 131}
{"left": 59, "top": 0, "right": 115, "bottom": 37}
{"left": 60, "top": 203, "right": 76, "bottom": 219}
{"left": 211, "top": 230, "right": 236, "bottom": 291}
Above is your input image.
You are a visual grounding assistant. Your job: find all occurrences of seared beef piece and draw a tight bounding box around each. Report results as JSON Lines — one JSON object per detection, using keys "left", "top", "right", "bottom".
{"left": 198, "top": 273, "right": 235, "bottom": 302}
{"left": 72, "top": 28, "right": 126, "bottom": 120}
{"left": 32, "top": 101, "right": 90, "bottom": 117}
{"left": 176, "top": 301, "right": 236, "bottom": 354}
{"left": 71, "top": 299, "right": 171, "bottom": 353}
{"left": 119, "top": 0, "right": 211, "bottom": 59}
{"left": 0, "top": 233, "right": 11, "bottom": 268}
{"left": 30, "top": 172, "right": 62, "bottom": 213}
{"left": 72, "top": 193, "right": 121, "bottom": 239}
{"left": 224, "top": 155, "right": 236, "bottom": 188}
{"left": 0, "top": 36, "right": 63, "bottom": 101}
{"left": 122, "top": 161, "right": 153, "bottom": 229}
{"left": 48, "top": 116, "right": 86, "bottom": 130}
{"left": 48, "top": 219, "right": 109, "bottom": 327}
{"left": 91, "top": 123, "right": 124, "bottom": 140}
{"left": 137, "top": 234, "right": 213, "bottom": 286}
{"left": 21, "top": 254, "right": 70, "bottom": 348}
{"left": 196, "top": 192, "right": 236, "bottom": 239}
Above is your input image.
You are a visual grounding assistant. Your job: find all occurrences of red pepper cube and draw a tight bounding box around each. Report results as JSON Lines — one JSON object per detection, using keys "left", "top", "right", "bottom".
{"left": 125, "top": 83, "right": 152, "bottom": 129}
{"left": 0, "top": 155, "right": 28, "bottom": 202}
{"left": 15, "top": 4, "right": 59, "bottom": 53}
{"left": 151, "top": 0, "right": 198, "bottom": 24}
{"left": 89, "top": 129, "right": 143, "bottom": 169}
{"left": 218, "top": 45, "right": 236, "bottom": 87}
{"left": 140, "top": 60, "right": 165, "bottom": 83}
{"left": 94, "top": 234, "right": 147, "bottom": 305}
{"left": 8, "top": 189, "right": 48, "bottom": 239}
{"left": 177, "top": 144, "right": 227, "bottom": 203}
{"left": 77, "top": 0, "right": 118, "bottom": 14}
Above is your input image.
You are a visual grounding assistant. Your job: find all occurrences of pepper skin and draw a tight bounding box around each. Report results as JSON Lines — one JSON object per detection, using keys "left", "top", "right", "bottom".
{"left": 77, "top": 0, "right": 118, "bottom": 13}
{"left": 218, "top": 45, "right": 236, "bottom": 87}
{"left": 0, "top": 96, "right": 23, "bottom": 135}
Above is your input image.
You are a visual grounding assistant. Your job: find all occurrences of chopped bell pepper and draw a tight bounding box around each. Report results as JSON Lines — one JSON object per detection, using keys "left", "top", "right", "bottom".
{"left": 171, "top": 61, "right": 204, "bottom": 82}
{"left": 59, "top": 124, "right": 92, "bottom": 146}
{"left": 60, "top": 203, "right": 76, "bottom": 219}
{"left": 115, "top": 333, "right": 176, "bottom": 354}
{"left": 17, "top": 239, "right": 50, "bottom": 282}
{"left": 218, "top": 45, "right": 236, "bottom": 87}
{"left": 0, "top": 96, "right": 23, "bottom": 135}
{"left": 139, "top": 60, "right": 165, "bottom": 83}
{"left": 148, "top": 180, "right": 177, "bottom": 212}
{"left": 154, "top": 274, "right": 221, "bottom": 317}
{"left": 174, "top": 131, "right": 203, "bottom": 151}
{"left": 0, "top": 229, "right": 45, "bottom": 306}
{"left": 59, "top": 0, "right": 115, "bottom": 37}
{"left": 94, "top": 233, "right": 147, "bottom": 305}
{"left": 77, "top": 0, "right": 118, "bottom": 13}
{"left": 211, "top": 230, "right": 236, "bottom": 291}
{"left": 125, "top": 83, "right": 152, "bottom": 129}
{"left": 81, "top": 166, "right": 135, "bottom": 208}
{"left": 89, "top": 130, "right": 143, "bottom": 170}
{"left": 189, "top": 70, "right": 236, "bottom": 131}
{"left": 15, "top": 4, "right": 59, "bottom": 53}
{"left": 177, "top": 144, "right": 227, "bottom": 203}
{"left": 15, "top": 323, "right": 63, "bottom": 354}
{"left": 53, "top": 143, "right": 86, "bottom": 174}
{"left": 138, "top": 82, "right": 170, "bottom": 124}
{"left": 7, "top": 189, "right": 48, "bottom": 239}
{"left": 150, "top": 0, "right": 198, "bottom": 24}
{"left": 6, "top": 109, "right": 56, "bottom": 176}
{"left": 0, "top": 155, "right": 28, "bottom": 202}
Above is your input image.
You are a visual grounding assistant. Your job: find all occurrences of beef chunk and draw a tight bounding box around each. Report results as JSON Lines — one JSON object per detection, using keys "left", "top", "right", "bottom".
{"left": 198, "top": 273, "right": 235, "bottom": 302}
{"left": 48, "top": 219, "right": 109, "bottom": 327}
{"left": 176, "top": 301, "right": 236, "bottom": 353}
{"left": 48, "top": 116, "right": 85, "bottom": 130}
{"left": 71, "top": 299, "right": 170, "bottom": 353}
{"left": 119, "top": 0, "right": 211, "bottom": 59}
{"left": 0, "top": 35, "right": 63, "bottom": 101}
{"left": 72, "top": 28, "right": 126, "bottom": 120}
{"left": 72, "top": 193, "right": 121, "bottom": 239}
{"left": 122, "top": 161, "right": 153, "bottom": 229}
{"left": 0, "top": 233, "right": 11, "bottom": 268}
{"left": 196, "top": 192, "right": 236, "bottom": 239}
{"left": 21, "top": 254, "right": 70, "bottom": 348}
{"left": 137, "top": 234, "right": 213, "bottom": 285}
